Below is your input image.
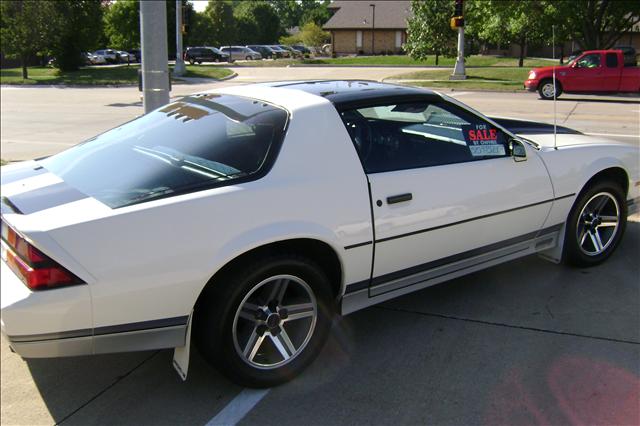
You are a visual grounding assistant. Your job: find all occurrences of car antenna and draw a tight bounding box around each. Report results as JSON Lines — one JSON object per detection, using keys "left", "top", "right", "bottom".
{"left": 552, "top": 25, "right": 558, "bottom": 150}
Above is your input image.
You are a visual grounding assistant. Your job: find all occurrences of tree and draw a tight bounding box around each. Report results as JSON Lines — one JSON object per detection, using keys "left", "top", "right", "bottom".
{"left": 200, "top": 0, "right": 236, "bottom": 46}
{"left": 300, "top": 0, "right": 330, "bottom": 26}
{"left": 0, "top": 0, "right": 58, "bottom": 78}
{"left": 557, "top": 0, "right": 640, "bottom": 50}
{"left": 279, "top": 21, "right": 329, "bottom": 46}
{"left": 103, "top": 0, "right": 139, "bottom": 49}
{"left": 465, "top": 0, "right": 552, "bottom": 67}
{"left": 234, "top": 1, "right": 281, "bottom": 43}
{"left": 50, "top": 0, "right": 105, "bottom": 71}
{"left": 269, "top": 0, "right": 302, "bottom": 30}
{"left": 405, "top": 0, "right": 456, "bottom": 65}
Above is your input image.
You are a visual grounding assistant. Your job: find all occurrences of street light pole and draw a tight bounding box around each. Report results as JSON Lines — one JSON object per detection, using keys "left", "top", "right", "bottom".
{"left": 140, "top": 0, "right": 170, "bottom": 113}
{"left": 174, "top": 0, "right": 186, "bottom": 76}
{"left": 369, "top": 4, "right": 375, "bottom": 55}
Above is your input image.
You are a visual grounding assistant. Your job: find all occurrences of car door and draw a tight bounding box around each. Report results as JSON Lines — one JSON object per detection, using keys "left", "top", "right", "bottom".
{"left": 564, "top": 53, "right": 605, "bottom": 91}
{"left": 601, "top": 52, "right": 622, "bottom": 91}
{"left": 340, "top": 99, "right": 554, "bottom": 296}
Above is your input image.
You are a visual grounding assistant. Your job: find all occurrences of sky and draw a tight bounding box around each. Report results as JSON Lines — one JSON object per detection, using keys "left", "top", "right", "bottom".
{"left": 191, "top": 1, "right": 207, "bottom": 12}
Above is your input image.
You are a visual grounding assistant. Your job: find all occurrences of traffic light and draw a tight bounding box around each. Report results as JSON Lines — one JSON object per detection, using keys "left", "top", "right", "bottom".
{"left": 454, "top": 0, "right": 463, "bottom": 17}
{"left": 450, "top": 16, "right": 464, "bottom": 29}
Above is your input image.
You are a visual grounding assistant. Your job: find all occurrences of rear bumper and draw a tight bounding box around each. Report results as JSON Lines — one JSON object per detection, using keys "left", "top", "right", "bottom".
{"left": 2, "top": 256, "right": 187, "bottom": 358}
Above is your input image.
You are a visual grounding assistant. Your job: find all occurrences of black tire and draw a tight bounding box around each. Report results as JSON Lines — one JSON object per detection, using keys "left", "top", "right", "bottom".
{"left": 563, "top": 180, "right": 627, "bottom": 267}
{"left": 538, "top": 78, "right": 562, "bottom": 100}
{"left": 189, "top": 58, "right": 195, "bottom": 65}
{"left": 245, "top": 55, "right": 252, "bottom": 61}
{"left": 194, "top": 255, "right": 334, "bottom": 387}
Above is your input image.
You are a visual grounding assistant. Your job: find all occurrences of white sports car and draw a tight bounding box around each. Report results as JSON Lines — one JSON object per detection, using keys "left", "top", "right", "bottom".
{"left": 1, "top": 81, "right": 638, "bottom": 387}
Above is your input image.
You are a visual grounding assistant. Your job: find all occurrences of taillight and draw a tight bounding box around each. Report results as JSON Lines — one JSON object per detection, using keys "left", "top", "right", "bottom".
{"left": 1, "top": 220, "right": 84, "bottom": 290}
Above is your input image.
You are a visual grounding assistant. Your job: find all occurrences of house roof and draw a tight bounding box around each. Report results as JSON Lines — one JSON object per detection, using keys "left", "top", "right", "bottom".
{"left": 323, "top": 0, "right": 412, "bottom": 30}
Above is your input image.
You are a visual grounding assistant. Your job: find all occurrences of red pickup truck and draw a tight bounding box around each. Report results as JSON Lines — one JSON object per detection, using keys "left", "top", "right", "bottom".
{"left": 524, "top": 49, "right": 640, "bottom": 100}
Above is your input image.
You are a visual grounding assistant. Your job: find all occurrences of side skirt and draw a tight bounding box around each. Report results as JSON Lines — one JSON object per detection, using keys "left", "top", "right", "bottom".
{"left": 341, "top": 226, "right": 561, "bottom": 315}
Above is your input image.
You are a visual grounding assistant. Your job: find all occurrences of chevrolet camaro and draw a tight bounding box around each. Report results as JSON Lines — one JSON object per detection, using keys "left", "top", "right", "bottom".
{"left": 1, "top": 81, "right": 638, "bottom": 387}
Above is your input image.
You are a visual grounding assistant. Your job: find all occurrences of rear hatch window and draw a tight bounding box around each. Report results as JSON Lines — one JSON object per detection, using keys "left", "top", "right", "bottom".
{"left": 39, "top": 94, "right": 288, "bottom": 208}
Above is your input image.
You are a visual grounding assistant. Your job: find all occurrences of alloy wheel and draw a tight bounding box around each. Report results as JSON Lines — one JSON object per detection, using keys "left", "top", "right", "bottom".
{"left": 576, "top": 191, "right": 620, "bottom": 256}
{"left": 232, "top": 274, "right": 318, "bottom": 370}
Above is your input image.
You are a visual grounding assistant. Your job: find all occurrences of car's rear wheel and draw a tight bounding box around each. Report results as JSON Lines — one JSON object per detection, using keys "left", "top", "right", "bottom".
{"left": 195, "top": 255, "right": 334, "bottom": 387}
{"left": 245, "top": 55, "right": 252, "bottom": 61}
{"left": 564, "top": 180, "right": 627, "bottom": 266}
{"left": 538, "top": 79, "right": 562, "bottom": 100}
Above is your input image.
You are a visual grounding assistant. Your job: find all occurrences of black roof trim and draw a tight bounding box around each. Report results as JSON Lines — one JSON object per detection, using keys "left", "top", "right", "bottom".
{"left": 264, "top": 80, "right": 441, "bottom": 109}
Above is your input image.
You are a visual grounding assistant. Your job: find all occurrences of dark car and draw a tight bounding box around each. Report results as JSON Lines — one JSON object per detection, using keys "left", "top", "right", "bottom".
{"left": 268, "top": 45, "right": 290, "bottom": 58}
{"left": 291, "top": 45, "right": 311, "bottom": 55}
{"left": 127, "top": 49, "right": 141, "bottom": 62}
{"left": 184, "top": 47, "right": 230, "bottom": 64}
{"left": 278, "top": 45, "right": 303, "bottom": 58}
{"left": 246, "top": 45, "right": 278, "bottom": 59}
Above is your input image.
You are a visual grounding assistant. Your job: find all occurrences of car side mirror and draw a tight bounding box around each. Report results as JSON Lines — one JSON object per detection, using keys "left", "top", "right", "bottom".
{"left": 509, "top": 139, "right": 527, "bottom": 162}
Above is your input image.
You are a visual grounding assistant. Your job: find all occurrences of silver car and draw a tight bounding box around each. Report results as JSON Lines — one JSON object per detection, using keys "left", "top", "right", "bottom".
{"left": 220, "top": 46, "right": 262, "bottom": 61}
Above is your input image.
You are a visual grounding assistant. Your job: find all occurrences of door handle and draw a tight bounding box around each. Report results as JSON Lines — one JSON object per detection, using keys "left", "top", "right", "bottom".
{"left": 386, "top": 193, "right": 413, "bottom": 204}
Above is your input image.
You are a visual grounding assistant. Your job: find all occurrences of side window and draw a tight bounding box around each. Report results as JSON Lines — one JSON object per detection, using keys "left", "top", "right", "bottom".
{"left": 576, "top": 53, "right": 601, "bottom": 68}
{"left": 606, "top": 53, "right": 618, "bottom": 68}
{"left": 340, "top": 102, "right": 508, "bottom": 173}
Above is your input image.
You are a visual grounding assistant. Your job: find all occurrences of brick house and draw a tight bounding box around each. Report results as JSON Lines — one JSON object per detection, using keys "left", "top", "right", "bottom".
{"left": 323, "top": 1, "right": 412, "bottom": 55}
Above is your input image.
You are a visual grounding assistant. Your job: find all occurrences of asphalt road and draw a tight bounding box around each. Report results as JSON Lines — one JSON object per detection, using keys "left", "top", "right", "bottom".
{"left": 1, "top": 68, "right": 639, "bottom": 425}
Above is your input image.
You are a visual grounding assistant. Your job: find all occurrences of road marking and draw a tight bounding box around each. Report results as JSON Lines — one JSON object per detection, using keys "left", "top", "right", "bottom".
{"left": 584, "top": 132, "right": 639, "bottom": 139}
{"left": 205, "top": 388, "right": 270, "bottom": 426}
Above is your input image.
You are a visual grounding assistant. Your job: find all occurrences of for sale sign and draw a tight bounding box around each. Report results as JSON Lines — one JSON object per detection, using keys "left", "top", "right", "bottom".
{"left": 461, "top": 124, "right": 506, "bottom": 157}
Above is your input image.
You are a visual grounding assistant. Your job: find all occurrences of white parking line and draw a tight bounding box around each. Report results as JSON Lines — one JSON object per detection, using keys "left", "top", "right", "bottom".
{"left": 205, "top": 388, "right": 270, "bottom": 426}
{"left": 584, "top": 132, "right": 639, "bottom": 139}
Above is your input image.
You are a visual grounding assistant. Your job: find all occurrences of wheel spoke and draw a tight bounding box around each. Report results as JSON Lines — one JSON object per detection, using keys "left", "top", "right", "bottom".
{"left": 592, "top": 195, "right": 609, "bottom": 214}
{"left": 239, "top": 303, "right": 260, "bottom": 321}
{"left": 244, "top": 327, "right": 265, "bottom": 361}
{"left": 589, "top": 230, "right": 604, "bottom": 252}
{"left": 278, "top": 326, "right": 297, "bottom": 354}
{"left": 269, "top": 333, "right": 292, "bottom": 361}
{"left": 598, "top": 215, "right": 618, "bottom": 227}
{"left": 282, "top": 302, "right": 315, "bottom": 322}
{"left": 579, "top": 228, "right": 589, "bottom": 247}
{"left": 268, "top": 278, "right": 288, "bottom": 304}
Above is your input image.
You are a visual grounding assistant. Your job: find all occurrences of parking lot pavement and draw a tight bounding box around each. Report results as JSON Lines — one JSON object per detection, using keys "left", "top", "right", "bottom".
{"left": 2, "top": 218, "right": 638, "bottom": 425}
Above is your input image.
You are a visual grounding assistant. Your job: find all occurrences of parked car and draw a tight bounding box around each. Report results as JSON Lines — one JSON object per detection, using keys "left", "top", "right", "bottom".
{"left": 278, "top": 44, "right": 303, "bottom": 58}
{"left": 2, "top": 81, "right": 638, "bottom": 388}
{"left": 291, "top": 45, "right": 311, "bottom": 56}
{"left": 127, "top": 49, "right": 141, "bottom": 63}
{"left": 246, "top": 45, "right": 278, "bottom": 59}
{"left": 83, "top": 52, "right": 106, "bottom": 65}
{"left": 220, "top": 46, "right": 262, "bottom": 61}
{"left": 184, "top": 46, "right": 229, "bottom": 64}
{"left": 94, "top": 49, "right": 119, "bottom": 64}
{"left": 525, "top": 49, "right": 640, "bottom": 99}
{"left": 268, "top": 45, "right": 290, "bottom": 58}
{"left": 117, "top": 51, "right": 132, "bottom": 63}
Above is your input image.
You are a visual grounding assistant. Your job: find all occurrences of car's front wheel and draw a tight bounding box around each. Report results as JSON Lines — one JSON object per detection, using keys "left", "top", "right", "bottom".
{"left": 538, "top": 79, "right": 562, "bottom": 100}
{"left": 564, "top": 180, "right": 627, "bottom": 266}
{"left": 195, "top": 255, "right": 334, "bottom": 387}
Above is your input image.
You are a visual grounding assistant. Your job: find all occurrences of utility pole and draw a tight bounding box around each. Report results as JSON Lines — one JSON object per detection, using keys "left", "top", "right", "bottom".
{"left": 174, "top": 0, "right": 186, "bottom": 76}
{"left": 369, "top": 3, "right": 376, "bottom": 55}
{"left": 450, "top": 0, "right": 466, "bottom": 80}
{"left": 140, "top": 1, "right": 170, "bottom": 113}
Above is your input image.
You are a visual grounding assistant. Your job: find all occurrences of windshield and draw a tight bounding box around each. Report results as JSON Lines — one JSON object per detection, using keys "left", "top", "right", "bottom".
{"left": 40, "top": 94, "right": 288, "bottom": 208}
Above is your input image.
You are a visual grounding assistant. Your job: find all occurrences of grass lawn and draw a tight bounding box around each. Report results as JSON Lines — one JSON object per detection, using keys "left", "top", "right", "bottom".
{"left": 0, "top": 64, "right": 234, "bottom": 85}
{"left": 387, "top": 67, "right": 531, "bottom": 91}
